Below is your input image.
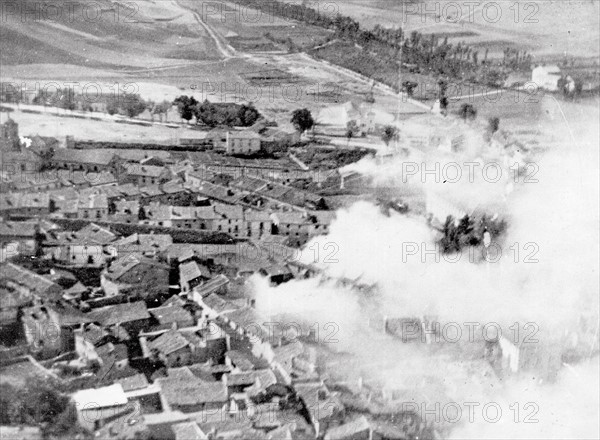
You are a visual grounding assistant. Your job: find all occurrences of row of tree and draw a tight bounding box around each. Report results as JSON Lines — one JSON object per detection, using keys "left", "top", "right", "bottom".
{"left": 173, "top": 96, "right": 261, "bottom": 127}
{"left": 226, "top": 0, "right": 513, "bottom": 88}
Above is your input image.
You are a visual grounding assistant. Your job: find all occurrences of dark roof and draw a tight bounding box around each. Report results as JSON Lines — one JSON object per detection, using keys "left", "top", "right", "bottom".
{"left": 87, "top": 301, "right": 150, "bottom": 326}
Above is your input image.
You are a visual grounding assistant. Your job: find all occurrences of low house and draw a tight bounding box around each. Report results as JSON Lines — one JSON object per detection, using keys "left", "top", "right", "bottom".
{"left": 148, "top": 304, "right": 195, "bottom": 331}
{"left": 213, "top": 203, "right": 245, "bottom": 236}
{"left": 179, "top": 260, "right": 211, "bottom": 294}
{"left": 259, "top": 264, "right": 294, "bottom": 286}
{"left": 87, "top": 301, "right": 151, "bottom": 335}
{"left": 101, "top": 255, "right": 170, "bottom": 298}
{"left": 143, "top": 204, "right": 221, "bottom": 230}
{"left": 531, "top": 65, "right": 562, "bottom": 91}
{"left": 21, "top": 305, "right": 65, "bottom": 359}
{"left": 196, "top": 293, "right": 239, "bottom": 320}
{"left": 121, "top": 163, "right": 171, "bottom": 186}
{"left": 0, "top": 287, "right": 32, "bottom": 332}
{"left": 77, "top": 193, "right": 109, "bottom": 220}
{"left": 295, "top": 382, "right": 344, "bottom": 437}
{"left": 244, "top": 210, "right": 272, "bottom": 239}
{"left": 0, "top": 220, "right": 39, "bottom": 256}
{"left": 224, "top": 368, "right": 277, "bottom": 397}
{"left": 212, "top": 130, "right": 262, "bottom": 155}
{"left": 171, "top": 421, "right": 208, "bottom": 440}
{"left": 44, "top": 223, "right": 117, "bottom": 267}
{"left": 1, "top": 262, "right": 62, "bottom": 302}
{"left": 51, "top": 149, "right": 118, "bottom": 173}
{"left": 0, "top": 192, "right": 50, "bottom": 218}
{"left": 144, "top": 325, "right": 229, "bottom": 367}
{"left": 485, "top": 331, "right": 562, "bottom": 382}
{"left": 191, "top": 274, "right": 229, "bottom": 304}
{"left": 324, "top": 416, "right": 370, "bottom": 440}
{"left": 112, "top": 233, "right": 173, "bottom": 259}
{"left": 271, "top": 340, "right": 307, "bottom": 382}
{"left": 156, "top": 378, "right": 228, "bottom": 413}
{"left": 72, "top": 384, "right": 130, "bottom": 431}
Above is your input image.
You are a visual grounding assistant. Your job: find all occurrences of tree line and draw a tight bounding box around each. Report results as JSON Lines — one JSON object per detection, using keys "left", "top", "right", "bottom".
{"left": 173, "top": 96, "right": 261, "bottom": 127}
{"left": 224, "top": 0, "right": 526, "bottom": 88}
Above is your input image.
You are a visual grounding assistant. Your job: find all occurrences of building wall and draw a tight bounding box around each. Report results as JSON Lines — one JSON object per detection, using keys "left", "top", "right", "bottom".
{"left": 78, "top": 207, "right": 108, "bottom": 221}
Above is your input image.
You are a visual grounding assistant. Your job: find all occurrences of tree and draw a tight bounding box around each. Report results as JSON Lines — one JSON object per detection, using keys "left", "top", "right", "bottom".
{"left": 122, "top": 94, "right": 147, "bottom": 118}
{"left": 381, "top": 125, "right": 398, "bottom": 146}
{"left": 0, "top": 377, "right": 84, "bottom": 438}
{"left": 346, "top": 120, "right": 358, "bottom": 145}
{"left": 402, "top": 80, "right": 418, "bottom": 98}
{"left": 152, "top": 100, "right": 172, "bottom": 122}
{"left": 105, "top": 97, "right": 119, "bottom": 115}
{"left": 488, "top": 117, "right": 500, "bottom": 135}
{"left": 173, "top": 95, "right": 198, "bottom": 123}
{"left": 459, "top": 103, "right": 477, "bottom": 121}
{"left": 237, "top": 103, "right": 260, "bottom": 126}
{"left": 291, "top": 108, "right": 315, "bottom": 133}
{"left": 138, "top": 206, "right": 147, "bottom": 221}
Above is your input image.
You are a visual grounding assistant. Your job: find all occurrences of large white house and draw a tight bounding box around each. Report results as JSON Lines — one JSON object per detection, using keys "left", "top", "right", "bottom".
{"left": 531, "top": 65, "right": 562, "bottom": 91}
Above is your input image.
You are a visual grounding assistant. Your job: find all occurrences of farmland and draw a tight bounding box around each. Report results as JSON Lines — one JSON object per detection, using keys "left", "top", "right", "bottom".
{"left": 288, "top": 0, "right": 600, "bottom": 60}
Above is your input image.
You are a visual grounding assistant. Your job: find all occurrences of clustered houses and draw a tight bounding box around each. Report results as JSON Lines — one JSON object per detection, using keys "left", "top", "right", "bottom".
{"left": 0, "top": 117, "right": 430, "bottom": 440}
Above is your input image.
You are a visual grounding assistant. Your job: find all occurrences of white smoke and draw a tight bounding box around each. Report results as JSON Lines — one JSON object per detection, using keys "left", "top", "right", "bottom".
{"left": 251, "top": 106, "right": 599, "bottom": 438}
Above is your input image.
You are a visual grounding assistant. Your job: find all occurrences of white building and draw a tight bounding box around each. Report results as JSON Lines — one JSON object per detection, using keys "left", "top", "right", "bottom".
{"left": 531, "top": 65, "right": 562, "bottom": 92}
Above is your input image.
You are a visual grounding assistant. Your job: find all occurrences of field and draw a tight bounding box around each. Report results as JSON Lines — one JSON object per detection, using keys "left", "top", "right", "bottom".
{"left": 285, "top": 0, "right": 600, "bottom": 60}
{"left": 0, "top": 0, "right": 221, "bottom": 69}
{"left": 179, "top": 0, "right": 332, "bottom": 52}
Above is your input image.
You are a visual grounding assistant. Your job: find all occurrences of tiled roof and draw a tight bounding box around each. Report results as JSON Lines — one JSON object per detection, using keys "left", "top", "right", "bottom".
{"left": 52, "top": 149, "right": 115, "bottom": 165}
{"left": 324, "top": 416, "right": 370, "bottom": 440}
{"left": 125, "top": 164, "right": 167, "bottom": 178}
{"left": 157, "top": 378, "right": 228, "bottom": 406}
{"left": 116, "top": 373, "right": 149, "bottom": 392}
{"left": 87, "top": 301, "right": 150, "bottom": 326}
{"left": 202, "top": 294, "right": 239, "bottom": 315}
{"left": 0, "top": 221, "right": 38, "bottom": 237}
{"left": 1, "top": 263, "right": 61, "bottom": 299}
{"left": 76, "top": 223, "right": 116, "bottom": 244}
{"left": 104, "top": 255, "right": 168, "bottom": 282}
{"left": 149, "top": 305, "right": 194, "bottom": 326}
{"left": 167, "top": 366, "right": 197, "bottom": 380}
{"left": 147, "top": 329, "right": 190, "bottom": 355}
{"left": 193, "top": 274, "right": 229, "bottom": 298}
{"left": 179, "top": 261, "right": 210, "bottom": 283}
{"left": 171, "top": 422, "right": 207, "bottom": 440}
